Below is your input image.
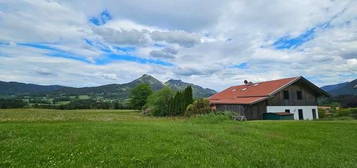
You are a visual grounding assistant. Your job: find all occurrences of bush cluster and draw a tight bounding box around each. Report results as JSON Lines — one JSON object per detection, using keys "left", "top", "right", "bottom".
{"left": 144, "top": 86, "right": 194, "bottom": 116}
{"left": 144, "top": 87, "right": 175, "bottom": 116}
{"left": 318, "top": 107, "right": 357, "bottom": 120}
{"left": 185, "top": 99, "right": 211, "bottom": 117}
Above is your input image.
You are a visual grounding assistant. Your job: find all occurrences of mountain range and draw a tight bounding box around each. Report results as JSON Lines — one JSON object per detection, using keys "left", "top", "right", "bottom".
{"left": 321, "top": 79, "right": 357, "bottom": 96}
{"left": 0, "top": 74, "right": 217, "bottom": 99}
{"left": 2, "top": 75, "right": 356, "bottom": 99}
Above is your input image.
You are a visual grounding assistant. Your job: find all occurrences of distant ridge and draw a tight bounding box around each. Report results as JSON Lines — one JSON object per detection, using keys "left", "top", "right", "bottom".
{"left": 165, "top": 79, "right": 216, "bottom": 98}
{"left": 0, "top": 81, "right": 70, "bottom": 95}
{"left": 42, "top": 74, "right": 166, "bottom": 100}
{"left": 321, "top": 79, "right": 357, "bottom": 96}
{"left": 0, "top": 74, "right": 216, "bottom": 99}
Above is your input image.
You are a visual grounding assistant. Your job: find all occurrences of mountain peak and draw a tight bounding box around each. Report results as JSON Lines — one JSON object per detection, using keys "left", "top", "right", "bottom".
{"left": 130, "top": 74, "right": 164, "bottom": 90}
{"left": 138, "top": 74, "right": 155, "bottom": 79}
{"left": 135, "top": 74, "right": 160, "bottom": 81}
{"left": 141, "top": 74, "right": 152, "bottom": 78}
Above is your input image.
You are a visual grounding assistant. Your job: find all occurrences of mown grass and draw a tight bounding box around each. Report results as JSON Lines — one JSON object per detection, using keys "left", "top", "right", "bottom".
{"left": 0, "top": 109, "right": 356, "bottom": 168}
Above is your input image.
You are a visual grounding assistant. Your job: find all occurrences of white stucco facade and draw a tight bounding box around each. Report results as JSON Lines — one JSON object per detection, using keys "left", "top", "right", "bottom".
{"left": 267, "top": 106, "right": 318, "bottom": 120}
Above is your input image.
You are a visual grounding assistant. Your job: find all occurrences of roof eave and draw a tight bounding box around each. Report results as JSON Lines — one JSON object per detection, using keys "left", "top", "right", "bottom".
{"left": 267, "top": 76, "right": 330, "bottom": 97}
{"left": 299, "top": 77, "right": 330, "bottom": 97}
{"left": 210, "top": 97, "right": 268, "bottom": 105}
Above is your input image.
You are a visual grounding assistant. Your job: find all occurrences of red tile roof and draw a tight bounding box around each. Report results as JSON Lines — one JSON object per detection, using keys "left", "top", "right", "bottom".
{"left": 209, "top": 77, "right": 300, "bottom": 104}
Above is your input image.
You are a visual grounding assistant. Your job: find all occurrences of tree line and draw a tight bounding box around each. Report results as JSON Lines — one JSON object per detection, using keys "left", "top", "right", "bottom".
{"left": 0, "top": 98, "right": 129, "bottom": 110}
{"left": 129, "top": 84, "right": 211, "bottom": 116}
{"left": 0, "top": 99, "right": 27, "bottom": 108}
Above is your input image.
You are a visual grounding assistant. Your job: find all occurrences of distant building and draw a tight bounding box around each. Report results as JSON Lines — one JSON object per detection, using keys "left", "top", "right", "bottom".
{"left": 209, "top": 76, "right": 329, "bottom": 120}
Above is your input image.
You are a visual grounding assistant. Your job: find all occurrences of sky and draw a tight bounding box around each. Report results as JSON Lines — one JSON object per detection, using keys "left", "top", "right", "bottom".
{"left": 0, "top": 0, "right": 356, "bottom": 91}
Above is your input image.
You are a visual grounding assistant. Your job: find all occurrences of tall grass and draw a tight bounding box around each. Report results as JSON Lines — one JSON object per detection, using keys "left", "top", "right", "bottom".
{"left": 319, "top": 107, "right": 357, "bottom": 120}
{"left": 0, "top": 109, "right": 356, "bottom": 167}
{"left": 189, "top": 112, "right": 233, "bottom": 124}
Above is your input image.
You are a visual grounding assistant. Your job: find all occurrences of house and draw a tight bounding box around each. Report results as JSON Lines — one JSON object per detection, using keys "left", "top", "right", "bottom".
{"left": 208, "top": 76, "right": 329, "bottom": 120}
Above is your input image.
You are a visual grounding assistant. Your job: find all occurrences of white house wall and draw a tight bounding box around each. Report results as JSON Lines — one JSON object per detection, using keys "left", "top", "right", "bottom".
{"left": 266, "top": 106, "right": 318, "bottom": 120}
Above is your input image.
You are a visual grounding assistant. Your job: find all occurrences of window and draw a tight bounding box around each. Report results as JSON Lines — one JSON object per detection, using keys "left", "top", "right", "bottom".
{"left": 312, "top": 109, "right": 317, "bottom": 119}
{"left": 283, "top": 91, "right": 289, "bottom": 100}
{"left": 297, "top": 91, "right": 303, "bottom": 100}
{"left": 285, "top": 109, "right": 290, "bottom": 113}
{"left": 298, "top": 109, "right": 304, "bottom": 120}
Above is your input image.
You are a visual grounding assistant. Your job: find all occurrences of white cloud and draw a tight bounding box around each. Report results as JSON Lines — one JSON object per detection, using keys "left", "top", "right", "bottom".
{"left": 150, "top": 31, "right": 201, "bottom": 47}
{"left": 92, "top": 27, "right": 151, "bottom": 46}
{"left": 0, "top": 0, "right": 356, "bottom": 91}
{"left": 0, "top": 0, "right": 89, "bottom": 43}
{"left": 150, "top": 48, "right": 178, "bottom": 59}
{"left": 92, "top": 24, "right": 203, "bottom": 47}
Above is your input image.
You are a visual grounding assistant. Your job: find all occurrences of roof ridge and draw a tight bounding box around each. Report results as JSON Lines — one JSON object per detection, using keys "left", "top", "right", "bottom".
{"left": 256, "top": 76, "right": 300, "bottom": 84}
{"left": 231, "top": 76, "right": 300, "bottom": 88}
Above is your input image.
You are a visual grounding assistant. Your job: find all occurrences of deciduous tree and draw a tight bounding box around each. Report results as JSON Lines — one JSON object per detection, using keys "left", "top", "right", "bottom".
{"left": 129, "top": 84, "right": 153, "bottom": 110}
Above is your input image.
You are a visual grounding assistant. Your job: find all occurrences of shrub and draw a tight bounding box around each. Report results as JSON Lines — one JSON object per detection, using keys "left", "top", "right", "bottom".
{"left": 349, "top": 108, "right": 357, "bottom": 119}
{"left": 145, "top": 87, "right": 174, "bottom": 116}
{"left": 215, "top": 110, "right": 235, "bottom": 118}
{"left": 318, "top": 108, "right": 327, "bottom": 118}
{"left": 184, "top": 99, "right": 211, "bottom": 117}
{"left": 336, "top": 109, "right": 352, "bottom": 117}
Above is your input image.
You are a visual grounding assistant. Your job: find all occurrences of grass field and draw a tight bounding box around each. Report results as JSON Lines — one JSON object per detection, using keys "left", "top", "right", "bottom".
{"left": 0, "top": 109, "right": 357, "bottom": 168}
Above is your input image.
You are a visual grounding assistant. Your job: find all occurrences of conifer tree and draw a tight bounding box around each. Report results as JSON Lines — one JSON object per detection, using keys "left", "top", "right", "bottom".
{"left": 184, "top": 86, "right": 193, "bottom": 107}
{"left": 166, "top": 86, "right": 194, "bottom": 116}
{"left": 176, "top": 91, "right": 182, "bottom": 115}
{"left": 179, "top": 91, "right": 184, "bottom": 115}
{"left": 167, "top": 97, "right": 173, "bottom": 116}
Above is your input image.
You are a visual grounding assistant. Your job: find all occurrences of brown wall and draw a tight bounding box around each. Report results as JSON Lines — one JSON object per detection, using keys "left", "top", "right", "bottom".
{"left": 244, "top": 101, "right": 267, "bottom": 120}
{"left": 267, "top": 80, "right": 318, "bottom": 106}
{"left": 216, "top": 104, "right": 245, "bottom": 114}
{"left": 216, "top": 101, "right": 267, "bottom": 120}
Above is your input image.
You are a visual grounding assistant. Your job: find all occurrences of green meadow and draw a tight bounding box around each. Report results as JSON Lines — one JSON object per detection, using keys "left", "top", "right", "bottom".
{"left": 0, "top": 109, "right": 356, "bottom": 168}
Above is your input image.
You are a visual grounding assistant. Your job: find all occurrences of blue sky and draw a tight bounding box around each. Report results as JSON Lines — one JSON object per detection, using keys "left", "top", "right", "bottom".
{"left": 231, "top": 63, "right": 249, "bottom": 69}
{"left": 273, "top": 27, "right": 318, "bottom": 50}
{"left": 0, "top": 0, "right": 356, "bottom": 90}
{"left": 17, "top": 41, "right": 174, "bottom": 66}
{"left": 271, "top": 9, "right": 346, "bottom": 50}
{"left": 89, "top": 10, "right": 112, "bottom": 26}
